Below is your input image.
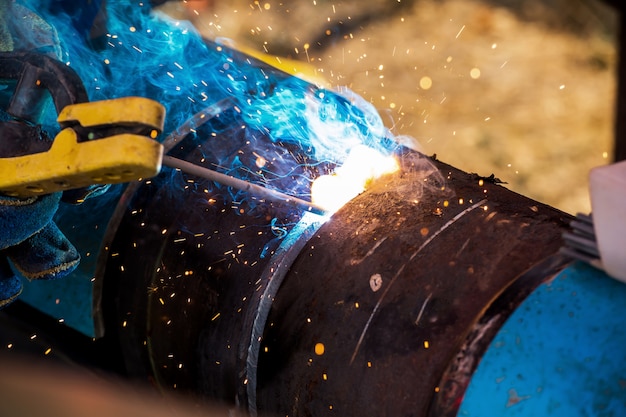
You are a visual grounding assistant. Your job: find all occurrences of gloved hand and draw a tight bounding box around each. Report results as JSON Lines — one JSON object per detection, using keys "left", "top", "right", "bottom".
{"left": 0, "top": 1, "right": 109, "bottom": 308}
{"left": 0, "top": 76, "right": 111, "bottom": 308}
{"left": 0, "top": 192, "right": 80, "bottom": 307}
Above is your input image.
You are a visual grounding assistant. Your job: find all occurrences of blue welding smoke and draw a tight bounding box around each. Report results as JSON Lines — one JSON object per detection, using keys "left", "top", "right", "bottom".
{"left": 7, "top": 0, "right": 447, "bottom": 338}
{"left": 16, "top": 0, "right": 441, "bottom": 211}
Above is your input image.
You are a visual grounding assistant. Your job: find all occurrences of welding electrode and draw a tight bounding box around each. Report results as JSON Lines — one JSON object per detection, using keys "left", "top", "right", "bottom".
{"left": 161, "top": 155, "right": 328, "bottom": 216}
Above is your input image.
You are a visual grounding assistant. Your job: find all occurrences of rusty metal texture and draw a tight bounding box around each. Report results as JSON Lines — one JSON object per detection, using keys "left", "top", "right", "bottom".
{"left": 102, "top": 150, "right": 572, "bottom": 415}
{"left": 429, "top": 252, "right": 572, "bottom": 417}
{"left": 254, "top": 156, "right": 572, "bottom": 417}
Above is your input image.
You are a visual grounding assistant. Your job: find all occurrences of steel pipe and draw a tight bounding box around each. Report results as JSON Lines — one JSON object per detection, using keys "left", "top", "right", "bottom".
{"left": 101, "top": 148, "right": 574, "bottom": 416}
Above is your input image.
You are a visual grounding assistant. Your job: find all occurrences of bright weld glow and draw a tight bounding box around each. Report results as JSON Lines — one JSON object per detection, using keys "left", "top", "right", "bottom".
{"left": 30, "top": 0, "right": 437, "bottom": 238}
{"left": 312, "top": 145, "right": 399, "bottom": 213}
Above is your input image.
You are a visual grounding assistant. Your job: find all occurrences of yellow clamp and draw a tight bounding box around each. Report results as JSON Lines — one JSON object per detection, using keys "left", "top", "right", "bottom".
{"left": 0, "top": 97, "right": 165, "bottom": 198}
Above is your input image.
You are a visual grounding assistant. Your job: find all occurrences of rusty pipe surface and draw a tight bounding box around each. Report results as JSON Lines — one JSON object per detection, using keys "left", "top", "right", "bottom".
{"left": 253, "top": 157, "right": 571, "bottom": 417}
{"left": 102, "top": 149, "right": 572, "bottom": 416}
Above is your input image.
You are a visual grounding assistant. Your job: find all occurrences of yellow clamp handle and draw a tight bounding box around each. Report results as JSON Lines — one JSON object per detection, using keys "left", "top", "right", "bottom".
{"left": 0, "top": 97, "right": 165, "bottom": 198}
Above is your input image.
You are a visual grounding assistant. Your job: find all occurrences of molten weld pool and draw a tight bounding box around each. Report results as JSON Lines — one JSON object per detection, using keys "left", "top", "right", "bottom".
{"left": 5, "top": 1, "right": 626, "bottom": 417}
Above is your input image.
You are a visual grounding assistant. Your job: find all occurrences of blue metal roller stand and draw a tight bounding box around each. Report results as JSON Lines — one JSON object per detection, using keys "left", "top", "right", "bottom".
{"left": 459, "top": 262, "right": 626, "bottom": 416}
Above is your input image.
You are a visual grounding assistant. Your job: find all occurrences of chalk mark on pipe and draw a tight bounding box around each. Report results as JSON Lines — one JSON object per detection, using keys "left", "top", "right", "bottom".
{"left": 349, "top": 199, "right": 487, "bottom": 365}
{"left": 414, "top": 293, "right": 433, "bottom": 326}
{"left": 455, "top": 237, "right": 471, "bottom": 259}
{"left": 350, "top": 236, "right": 388, "bottom": 266}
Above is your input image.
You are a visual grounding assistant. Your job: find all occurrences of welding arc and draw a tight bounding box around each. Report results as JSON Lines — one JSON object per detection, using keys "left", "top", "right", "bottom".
{"left": 161, "top": 155, "right": 327, "bottom": 216}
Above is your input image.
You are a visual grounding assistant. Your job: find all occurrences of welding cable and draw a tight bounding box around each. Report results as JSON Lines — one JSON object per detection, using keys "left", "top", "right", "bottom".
{"left": 161, "top": 155, "right": 328, "bottom": 216}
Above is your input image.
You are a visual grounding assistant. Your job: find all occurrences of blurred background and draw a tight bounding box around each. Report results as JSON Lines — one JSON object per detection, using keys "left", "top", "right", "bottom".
{"left": 159, "top": 0, "right": 618, "bottom": 215}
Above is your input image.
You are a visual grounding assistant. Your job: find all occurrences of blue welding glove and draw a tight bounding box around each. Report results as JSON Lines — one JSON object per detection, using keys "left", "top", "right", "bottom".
{"left": 0, "top": 192, "right": 80, "bottom": 307}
